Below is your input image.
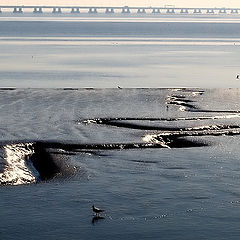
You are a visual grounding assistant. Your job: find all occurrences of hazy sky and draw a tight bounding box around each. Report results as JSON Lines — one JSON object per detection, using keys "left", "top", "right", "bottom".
{"left": 1, "top": 0, "right": 240, "bottom": 8}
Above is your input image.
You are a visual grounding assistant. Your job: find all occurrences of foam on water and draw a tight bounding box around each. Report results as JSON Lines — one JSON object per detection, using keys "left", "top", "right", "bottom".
{"left": 0, "top": 143, "right": 38, "bottom": 185}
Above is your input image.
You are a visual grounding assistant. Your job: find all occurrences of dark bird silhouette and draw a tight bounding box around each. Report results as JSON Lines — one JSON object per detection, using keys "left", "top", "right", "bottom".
{"left": 92, "top": 205, "right": 104, "bottom": 216}
{"left": 237, "top": 75, "right": 239, "bottom": 80}
{"left": 118, "top": 86, "right": 122, "bottom": 89}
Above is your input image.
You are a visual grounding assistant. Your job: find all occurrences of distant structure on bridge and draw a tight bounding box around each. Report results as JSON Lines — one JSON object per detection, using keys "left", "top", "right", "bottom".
{"left": 0, "top": 6, "right": 239, "bottom": 15}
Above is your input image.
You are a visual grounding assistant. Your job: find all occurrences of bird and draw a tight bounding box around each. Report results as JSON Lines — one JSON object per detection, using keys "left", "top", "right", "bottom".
{"left": 92, "top": 205, "right": 104, "bottom": 216}
{"left": 117, "top": 86, "right": 122, "bottom": 89}
{"left": 237, "top": 75, "right": 239, "bottom": 80}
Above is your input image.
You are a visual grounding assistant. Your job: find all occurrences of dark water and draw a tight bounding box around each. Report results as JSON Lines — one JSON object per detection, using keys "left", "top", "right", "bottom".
{"left": 1, "top": 14, "right": 240, "bottom": 239}
{"left": 0, "top": 88, "right": 240, "bottom": 239}
{"left": 2, "top": 20, "right": 240, "bottom": 38}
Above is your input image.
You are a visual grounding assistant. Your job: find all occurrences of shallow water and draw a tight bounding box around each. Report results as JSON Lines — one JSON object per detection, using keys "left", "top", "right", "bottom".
{"left": 0, "top": 88, "right": 240, "bottom": 239}
{"left": 0, "top": 16, "right": 240, "bottom": 87}
{"left": 1, "top": 14, "right": 240, "bottom": 239}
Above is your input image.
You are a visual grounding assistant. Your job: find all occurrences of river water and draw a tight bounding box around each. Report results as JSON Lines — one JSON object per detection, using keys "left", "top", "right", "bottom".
{"left": 0, "top": 15, "right": 240, "bottom": 240}
{"left": 0, "top": 15, "right": 240, "bottom": 88}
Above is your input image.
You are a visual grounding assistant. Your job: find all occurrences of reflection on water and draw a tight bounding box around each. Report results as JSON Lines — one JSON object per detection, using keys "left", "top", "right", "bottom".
{"left": 92, "top": 216, "right": 105, "bottom": 225}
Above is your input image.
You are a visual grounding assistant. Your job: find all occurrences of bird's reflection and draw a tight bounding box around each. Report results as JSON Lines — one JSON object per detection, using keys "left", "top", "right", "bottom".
{"left": 92, "top": 216, "right": 105, "bottom": 225}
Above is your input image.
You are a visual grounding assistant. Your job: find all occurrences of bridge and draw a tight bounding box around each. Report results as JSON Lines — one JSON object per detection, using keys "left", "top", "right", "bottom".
{"left": 0, "top": 6, "right": 239, "bottom": 15}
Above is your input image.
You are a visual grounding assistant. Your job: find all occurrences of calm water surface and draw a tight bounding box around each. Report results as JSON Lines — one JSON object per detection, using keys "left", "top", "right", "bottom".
{"left": 0, "top": 15, "right": 240, "bottom": 239}
{"left": 0, "top": 88, "right": 239, "bottom": 239}
{"left": 0, "top": 15, "right": 240, "bottom": 87}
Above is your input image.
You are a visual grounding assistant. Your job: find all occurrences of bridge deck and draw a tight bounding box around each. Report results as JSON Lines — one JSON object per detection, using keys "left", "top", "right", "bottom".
{"left": 0, "top": 6, "right": 239, "bottom": 14}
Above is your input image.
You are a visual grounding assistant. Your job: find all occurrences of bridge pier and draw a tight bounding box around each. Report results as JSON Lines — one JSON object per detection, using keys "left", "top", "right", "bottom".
{"left": 13, "top": 7, "right": 23, "bottom": 13}
{"left": 152, "top": 8, "right": 161, "bottom": 14}
{"left": 137, "top": 8, "right": 146, "bottom": 14}
{"left": 52, "top": 7, "right": 62, "bottom": 14}
{"left": 71, "top": 8, "right": 80, "bottom": 13}
{"left": 231, "top": 9, "right": 238, "bottom": 14}
{"left": 219, "top": 8, "right": 227, "bottom": 14}
{"left": 166, "top": 8, "right": 175, "bottom": 14}
{"left": 4, "top": 6, "right": 240, "bottom": 16}
{"left": 105, "top": 8, "right": 114, "bottom": 14}
{"left": 180, "top": 9, "right": 188, "bottom": 14}
{"left": 88, "top": 8, "right": 97, "bottom": 14}
{"left": 33, "top": 7, "right": 43, "bottom": 14}
{"left": 206, "top": 9, "right": 214, "bottom": 14}
{"left": 0, "top": 8, "right": 1, "bottom": 13}
{"left": 193, "top": 9, "right": 202, "bottom": 14}
{"left": 122, "top": 6, "right": 130, "bottom": 14}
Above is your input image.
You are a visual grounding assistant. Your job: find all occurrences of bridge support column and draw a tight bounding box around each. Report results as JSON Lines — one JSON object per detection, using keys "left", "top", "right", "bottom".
{"left": 122, "top": 6, "right": 130, "bottom": 14}
{"left": 219, "top": 8, "right": 227, "bottom": 14}
{"left": 206, "top": 9, "right": 214, "bottom": 14}
{"left": 13, "top": 7, "right": 23, "bottom": 13}
{"left": 53, "top": 7, "right": 62, "bottom": 14}
{"left": 137, "top": 8, "right": 146, "bottom": 14}
{"left": 152, "top": 8, "right": 160, "bottom": 14}
{"left": 88, "top": 8, "right": 97, "bottom": 14}
{"left": 71, "top": 8, "right": 80, "bottom": 13}
{"left": 231, "top": 9, "right": 238, "bottom": 14}
{"left": 166, "top": 8, "right": 175, "bottom": 14}
{"left": 0, "top": 8, "right": 2, "bottom": 13}
{"left": 193, "top": 9, "right": 202, "bottom": 14}
{"left": 33, "top": 7, "right": 43, "bottom": 14}
{"left": 180, "top": 9, "right": 188, "bottom": 14}
{"left": 105, "top": 8, "right": 114, "bottom": 14}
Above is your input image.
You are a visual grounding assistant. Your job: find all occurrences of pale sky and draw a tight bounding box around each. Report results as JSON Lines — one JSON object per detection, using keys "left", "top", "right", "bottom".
{"left": 1, "top": 0, "right": 240, "bottom": 8}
